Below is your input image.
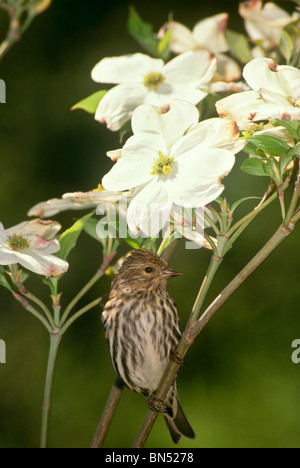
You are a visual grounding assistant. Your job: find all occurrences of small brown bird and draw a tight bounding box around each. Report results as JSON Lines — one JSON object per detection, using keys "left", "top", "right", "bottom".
{"left": 102, "top": 248, "right": 195, "bottom": 443}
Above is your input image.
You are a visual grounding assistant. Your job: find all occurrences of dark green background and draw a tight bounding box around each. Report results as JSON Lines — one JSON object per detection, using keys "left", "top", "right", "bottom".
{"left": 0, "top": 0, "right": 299, "bottom": 448}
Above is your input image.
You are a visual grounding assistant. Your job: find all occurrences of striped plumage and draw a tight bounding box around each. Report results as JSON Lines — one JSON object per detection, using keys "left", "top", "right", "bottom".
{"left": 102, "top": 249, "right": 195, "bottom": 443}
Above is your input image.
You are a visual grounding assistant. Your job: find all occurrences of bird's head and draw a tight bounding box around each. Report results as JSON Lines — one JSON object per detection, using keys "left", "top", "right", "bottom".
{"left": 115, "top": 248, "right": 182, "bottom": 291}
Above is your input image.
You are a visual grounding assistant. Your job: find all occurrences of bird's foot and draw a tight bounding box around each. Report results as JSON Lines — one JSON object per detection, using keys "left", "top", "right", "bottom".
{"left": 169, "top": 349, "right": 185, "bottom": 367}
{"left": 147, "top": 394, "right": 167, "bottom": 413}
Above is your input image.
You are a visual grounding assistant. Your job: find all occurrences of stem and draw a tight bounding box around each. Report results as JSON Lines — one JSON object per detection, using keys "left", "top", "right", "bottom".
{"left": 40, "top": 331, "right": 62, "bottom": 448}
{"left": 90, "top": 377, "right": 125, "bottom": 448}
{"left": 227, "top": 191, "right": 277, "bottom": 238}
{"left": 60, "top": 297, "right": 103, "bottom": 335}
{"left": 132, "top": 219, "right": 298, "bottom": 448}
{"left": 61, "top": 253, "right": 115, "bottom": 325}
{"left": 12, "top": 292, "right": 52, "bottom": 332}
{"left": 283, "top": 170, "right": 300, "bottom": 227}
{"left": 190, "top": 222, "right": 294, "bottom": 340}
{"left": 188, "top": 254, "right": 223, "bottom": 324}
{"left": 20, "top": 288, "right": 55, "bottom": 328}
{"left": 157, "top": 235, "right": 172, "bottom": 257}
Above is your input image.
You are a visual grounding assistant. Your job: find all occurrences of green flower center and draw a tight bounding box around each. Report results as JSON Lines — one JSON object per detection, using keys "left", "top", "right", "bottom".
{"left": 7, "top": 233, "right": 31, "bottom": 250}
{"left": 143, "top": 71, "right": 165, "bottom": 90}
{"left": 151, "top": 151, "right": 175, "bottom": 176}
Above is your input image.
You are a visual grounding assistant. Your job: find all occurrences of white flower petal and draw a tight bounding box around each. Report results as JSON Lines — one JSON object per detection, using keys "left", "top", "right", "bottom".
{"left": 7, "top": 219, "right": 61, "bottom": 240}
{"left": 192, "top": 13, "right": 229, "bottom": 54}
{"left": 143, "top": 84, "right": 207, "bottom": 107}
{"left": 167, "top": 21, "right": 197, "bottom": 54}
{"left": 127, "top": 178, "right": 172, "bottom": 236}
{"left": 29, "top": 237, "right": 61, "bottom": 254}
{"left": 15, "top": 251, "right": 68, "bottom": 277}
{"left": 0, "top": 249, "right": 18, "bottom": 265}
{"left": 91, "top": 53, "right": 164, "bottom": 84}
{"left": 243, "top": 58, "right": 300, "bottom": 97}
{"left": 131, "top": 101, "right": 199, "bottom": 150}
{"left": 95, "top": 83, "right": 147, "bottom": 131}
{"left": 177, "top": 118, "right": 240, "bottom": 154}
{"left": 214, "top": 54, "right": 241, "bottom": 82}
{"left": 102, "top": 133, "right": 167, "bottom": 191}
{"left": 216, "top": 90, "right": 263, "bottom": 128}
{"left": 169, "top": 148, "right": 235, "bottom": 207}
{"left": 0, "top": 223, "right": 8, "bottom": 244}
{"left": 239, "top": 1, "right": 298, "bottom": 47}
{"left": 163, "top": 50, "right": 217, "bottom": 88}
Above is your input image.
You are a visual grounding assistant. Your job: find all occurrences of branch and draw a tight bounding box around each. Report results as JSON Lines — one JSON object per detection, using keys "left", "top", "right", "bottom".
{"left": 90, "top": 377, "right": 125, "bottom": 448}
{"left": 131, "top": 219, "right": 298, "bottom": 447}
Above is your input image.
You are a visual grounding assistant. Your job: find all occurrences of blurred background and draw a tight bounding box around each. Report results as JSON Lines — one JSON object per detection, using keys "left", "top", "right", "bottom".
{"left": 0, "top": 0, "right": 299, "bottom": 448}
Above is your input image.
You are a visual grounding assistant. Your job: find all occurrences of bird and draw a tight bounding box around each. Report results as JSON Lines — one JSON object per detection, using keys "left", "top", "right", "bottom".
{"left": 102, "top": 248, "right": 195, "bottom": 443}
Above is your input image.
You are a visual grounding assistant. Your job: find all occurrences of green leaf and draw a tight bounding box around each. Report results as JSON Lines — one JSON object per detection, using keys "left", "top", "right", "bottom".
{"left": 288, "top": 141, "right": 300, "bottom": 159}
{"left": 230, "top": 196, "right": 261, "bottom": 214}
{"left": 246, "top": 134, "right": 291, "bottom": 156}
{"left": 264, "top": 158, "right": 282, "bottom": 185}
{"left": 225, "top": 29, "right": 253, "bottom": 64}
{"left": 279, "top": 30, "right": 294, "bottom": 63}
{"left": 0, "top": 269, "right": 12, "bottom": 291}
{"left": 242, "top": 142, "right": 266, "bottom": 158}
{"left": 71, "top": 90, "right": 107, "bottom": 114}
{"left": 240, "top": 157, "right": 269, "bottom": 177}
{"left": 157, "top": 26, "right": 172, "bottom": 61}
{"left": 57, "top": 211, "right": 95, "bottom": 260}
{"left": 127, "top": 6, "right": 160, "bottom": 58}
{"left": 83, "top": 218, "right": 102, "bottom": 243}
{"left": 273, "top": 120, "right": 300, "bottom": 140}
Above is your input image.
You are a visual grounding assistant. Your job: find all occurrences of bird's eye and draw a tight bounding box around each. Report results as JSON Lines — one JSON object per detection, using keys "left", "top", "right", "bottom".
{"left": 145, "top": 267, "right": 153, "bottom": 273}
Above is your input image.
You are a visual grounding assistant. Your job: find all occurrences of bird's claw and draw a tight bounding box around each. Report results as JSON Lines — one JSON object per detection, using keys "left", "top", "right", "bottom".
{"left": 170, "top": 349, "right": 185, "bottom": 367}
{"left": 147, "top": 394, "right": 167, "bottom": 413}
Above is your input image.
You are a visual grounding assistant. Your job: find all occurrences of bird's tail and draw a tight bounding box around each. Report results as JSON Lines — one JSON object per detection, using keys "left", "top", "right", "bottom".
{"left": 164, "top": 386, "right": 195, "bottom": 444}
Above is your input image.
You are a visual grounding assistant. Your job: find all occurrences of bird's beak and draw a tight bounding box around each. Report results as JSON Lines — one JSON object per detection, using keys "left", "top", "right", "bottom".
{"left": 161, "top": 269, "right": 182, "bottom": 279}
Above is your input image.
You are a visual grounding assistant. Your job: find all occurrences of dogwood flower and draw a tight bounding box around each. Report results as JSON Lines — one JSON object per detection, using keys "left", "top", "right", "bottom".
{"left": 102, "top": 102, "right": 243, "bottom": 235}
{"left": 239, "top": 0, "right": 299, "bottom": 49}
{"left": 216, "top": 57, "right": 300, "bottom": 127}
{"left": 0, "top": 219, "right": 69, "bottom": 277}
{"left": 166, "top": 205, "right": 218, "bottom": 250}
{"left": 28, "top": 186, "right": 126, "bottom": 218}
{"left": 91, "top": 50, "right": 217, "bottom": 131}
{"left": 158, "top": 13, "right": 240, "bottom": 83}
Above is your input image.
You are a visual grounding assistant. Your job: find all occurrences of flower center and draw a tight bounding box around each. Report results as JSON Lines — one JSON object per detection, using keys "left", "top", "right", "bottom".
{"left": 93, "top": 184, "right": 104, "bottom": 192}
{"left": 143, "top": 71, "right": 165, "bottom": 90}
{"left": 151, "top": 151, "right": 175, "bottom": 176}
{"left": 242, "top": 122, "right": 265, "bottom": 137}
{"left": 7, "top": 233, "right": 31, "bottom": 250}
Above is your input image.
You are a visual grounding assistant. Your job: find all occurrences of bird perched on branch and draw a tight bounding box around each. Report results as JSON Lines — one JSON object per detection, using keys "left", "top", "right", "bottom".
{"left": 102, "top": 248, "right": 195, "bottom": 443}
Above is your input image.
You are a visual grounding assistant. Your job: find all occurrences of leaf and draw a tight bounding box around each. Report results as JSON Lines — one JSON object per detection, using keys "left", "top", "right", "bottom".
{"left": 83, "top": 218, "right": 103, "bottom": 243}
{"left": 288, "top": 141, "right": 300, "bottom": 159}
{"left": 264, "top": 158, "right": 282, "bottom": 185}
{"left": 279, "top": 30, "right": 294, "bottom": 63}
{"left": 246, "top": 134, "right": 291, "bottom": 156}
{"left": 230, "top": 196, "right": 261, "bottom": 214}
{"left": 127, "top": 6, "right": 160, "bottom": 58}
{"left": 240, "top": 157, "right": 269, "bottom": 177}
{"left": 71, "top": 90, "right": 107, "bottom": 114}
{"left": 273, "top": 120, "right": 300, "bottom": 140}
{"left": 57, "top": 211, "right": 95, "bottom": 260}
{"left": 157, "top": 26, "right": 172, "bottom": 61}
{"left": 0, "top": 269, "right": 12, "bottom": 291}
{"left": 225, "top": 29, "right": 253, "bottom": 64}
{"left": 242, "top": 141, "right": 266, "bottom": 158}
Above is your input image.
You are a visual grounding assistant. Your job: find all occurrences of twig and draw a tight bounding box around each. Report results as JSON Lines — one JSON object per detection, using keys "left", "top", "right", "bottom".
{"left": 131, "top": 219, "right": 298, "bottom": 447}
{"left": 90, "top": 377, "right": 125, "bottom": 448}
